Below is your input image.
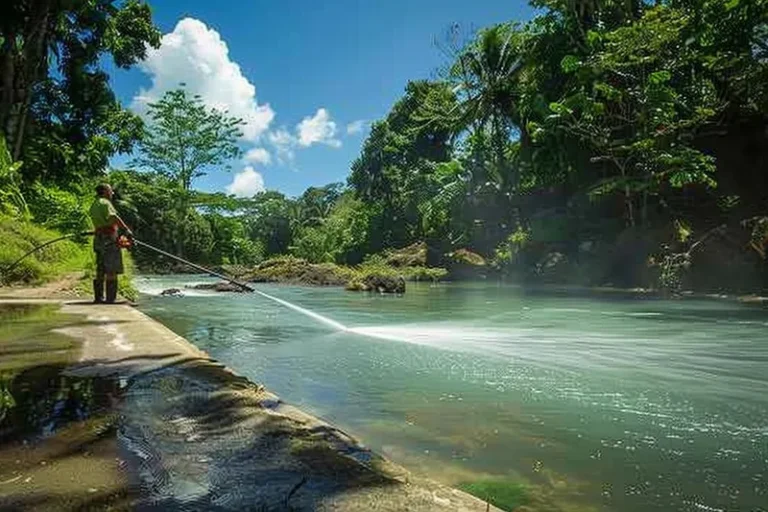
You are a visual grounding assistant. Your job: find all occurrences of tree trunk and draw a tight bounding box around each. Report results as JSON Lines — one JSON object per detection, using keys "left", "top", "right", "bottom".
{"left": 0, "top": 32, "right": 18, "bottom": 147}
{"left": 625, "top": 184, "right": 635, "bottom": 228}
{"left": 1, "top": 0, "right": 53, "bottom": 161}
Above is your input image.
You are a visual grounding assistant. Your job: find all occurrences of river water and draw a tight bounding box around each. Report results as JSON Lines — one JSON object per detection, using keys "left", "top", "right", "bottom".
{"left": 135, "top": 276, "right": 768, "bottom": 512}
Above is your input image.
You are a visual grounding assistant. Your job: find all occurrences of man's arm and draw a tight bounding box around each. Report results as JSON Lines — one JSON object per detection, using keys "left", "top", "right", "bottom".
{"left": 106, "top": 202, "right": 133, "bottom": 235}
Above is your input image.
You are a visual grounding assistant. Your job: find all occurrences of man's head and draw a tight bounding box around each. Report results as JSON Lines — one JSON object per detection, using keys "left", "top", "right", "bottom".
{"left": 95, "top": 183, "right": 113, "bottom": 199}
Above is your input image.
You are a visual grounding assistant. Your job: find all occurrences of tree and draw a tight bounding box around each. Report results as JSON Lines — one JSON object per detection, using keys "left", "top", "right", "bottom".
{"left": 133, "top": 88, "right": 244, "bottom": 198}
{"left": 0, "top": 0, "right": 160, "bottom": 182}
{"left": 242, "top": 191, "right": 296, "bottom": 256}
{"left": 349, "top": 80, "right": 456, "bottom": 253}
{"left": 292, "top": 192, "right": 370, "bottom": 264}
{"left": 131, "top": 88, "right": 244, "bottom": 255}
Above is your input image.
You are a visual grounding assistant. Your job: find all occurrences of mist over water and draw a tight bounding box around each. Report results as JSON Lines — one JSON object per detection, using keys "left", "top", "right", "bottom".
{"left": 135, "top": 276, "right": 768, "bottom": 512}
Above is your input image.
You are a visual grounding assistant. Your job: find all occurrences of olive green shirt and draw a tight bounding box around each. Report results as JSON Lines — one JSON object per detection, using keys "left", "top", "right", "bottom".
{"left": 89, "top": 197, "right": 118, "bottom": 229}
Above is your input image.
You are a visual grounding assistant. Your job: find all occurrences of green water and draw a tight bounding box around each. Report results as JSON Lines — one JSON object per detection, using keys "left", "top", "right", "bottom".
{"left": 135, "top": 277, "right": 768, "bottom": 512}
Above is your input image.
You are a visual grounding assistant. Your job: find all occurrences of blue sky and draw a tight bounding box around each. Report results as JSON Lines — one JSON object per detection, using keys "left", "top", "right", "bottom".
{"left": 108, "top": 0, "right": 535, "bottom": 198}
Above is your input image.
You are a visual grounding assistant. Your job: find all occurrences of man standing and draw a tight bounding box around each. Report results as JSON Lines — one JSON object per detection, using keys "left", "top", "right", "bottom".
{"left": 89, "top": 184, "right": 132, "bottom": 304}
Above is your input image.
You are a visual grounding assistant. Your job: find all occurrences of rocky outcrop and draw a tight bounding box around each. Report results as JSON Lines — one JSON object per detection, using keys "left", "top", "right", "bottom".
{"left": 187, "top": 282, "right": 248, "bottom": 293}
{"left": 365, "top": 274, "right": 406, "bottom": 294}
{"left": 445, "top": 248, "right": 487, "bottom": 280}
{"left": 245, "top": 257, "right": 352, "bottom": 286}
{"left": 384, "top": 242, "right": 428, "bottom": 267}
{"left": 346, "top": 274, "right": 406, "bottom": 294}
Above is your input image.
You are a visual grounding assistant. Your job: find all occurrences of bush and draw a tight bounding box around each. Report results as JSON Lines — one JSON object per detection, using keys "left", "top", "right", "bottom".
{"left": 0, "top": 137, "right": 28, "bottom": 218}
{"left": 26, "top": 184, "right": 91, "bottom": 234}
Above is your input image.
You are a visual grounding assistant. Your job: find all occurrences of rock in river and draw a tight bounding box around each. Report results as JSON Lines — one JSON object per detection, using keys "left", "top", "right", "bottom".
{"left": 187, "top": 282, "right": 248, "bottom": 293}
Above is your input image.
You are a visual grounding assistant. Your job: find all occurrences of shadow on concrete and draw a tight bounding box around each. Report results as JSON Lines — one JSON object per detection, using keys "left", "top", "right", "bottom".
{"left": 1, "top": 356, "right": 402, "bottom": 512}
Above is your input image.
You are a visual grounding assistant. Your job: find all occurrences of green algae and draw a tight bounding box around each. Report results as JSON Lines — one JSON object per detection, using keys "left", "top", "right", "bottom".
{"left": 459, "top": 479, "right": 529, "bottom": 511}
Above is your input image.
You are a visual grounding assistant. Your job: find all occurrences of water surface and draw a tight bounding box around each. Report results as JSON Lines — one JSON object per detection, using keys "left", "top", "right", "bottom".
{"left": 136, "top": 276, "right": 768, "bottom": 511}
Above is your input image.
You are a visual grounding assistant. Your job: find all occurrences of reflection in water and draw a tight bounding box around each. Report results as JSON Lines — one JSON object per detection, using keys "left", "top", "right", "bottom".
{"left": 136, "top": 277, "right": 768, "bottom": 512}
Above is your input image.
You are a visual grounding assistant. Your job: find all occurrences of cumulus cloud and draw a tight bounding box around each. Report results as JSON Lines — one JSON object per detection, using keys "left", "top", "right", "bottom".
{"left": 346, "top": 119, "right": 368, "bottom": 135}
{"left": 243, "top": 147, "right": 271, "bottom": 165}
{"left": 226, "top": 166, "right": 265, "bottom": 197}
{"left": 296, "top": 108, "right": 341, "bottom": 148}
{"left": 133, "top": 18, "right": 274, "bottom": 141}
{"left": 267, "top": 128, "right": 296, "bottom": 164}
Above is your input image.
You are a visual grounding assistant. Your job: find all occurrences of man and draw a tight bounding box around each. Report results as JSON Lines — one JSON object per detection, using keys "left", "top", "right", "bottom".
{"left": 89, "top": 184, "right": 132, "bottom": 304}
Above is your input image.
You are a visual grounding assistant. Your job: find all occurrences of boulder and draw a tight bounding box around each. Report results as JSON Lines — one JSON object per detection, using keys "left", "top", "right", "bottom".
{"left": 362, "top": 274, "right": 406, "bottom": 294}
{"left": 535, "top": 251, "right": 571, "bottom": 283}
{"left": 160, "top": 288, "right": 183, "bottom": 297}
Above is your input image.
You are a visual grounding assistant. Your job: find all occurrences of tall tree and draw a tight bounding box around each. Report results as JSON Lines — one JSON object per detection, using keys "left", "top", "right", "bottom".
{"left": 0, "top": 0, "right": 160, "bottom": 181}
{"left": 349, "top": 80, "right": 456, "bottom": 252}
{"left": 131, "top": 88, "right": 244, "bottom": 255}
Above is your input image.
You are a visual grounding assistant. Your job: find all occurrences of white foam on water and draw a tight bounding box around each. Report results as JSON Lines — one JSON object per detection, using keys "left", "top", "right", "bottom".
{"left": 133, "top": 277, "right": 221, "bottom": 297}
{"left": 345, "top": 323, "right": 528, "bottom": 357}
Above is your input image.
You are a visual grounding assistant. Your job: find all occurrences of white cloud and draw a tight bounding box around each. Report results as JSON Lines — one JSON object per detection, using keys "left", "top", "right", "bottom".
{"left": 243, "top": 147, "right": 271, "bottom": 165}
{"left": 133, "top": 18, "right": 274, "bottom": 141}
{"left": 267, "top": 128, "right": 296, "bottom": 163}
{"left": 226, "top": 166, "right": 265, "bottom": 197}
{"left": 296, "top": 108, "right": 341, "bottom": 148}
{"left": 346, "top": 119, "right": 367, "bottom": 135}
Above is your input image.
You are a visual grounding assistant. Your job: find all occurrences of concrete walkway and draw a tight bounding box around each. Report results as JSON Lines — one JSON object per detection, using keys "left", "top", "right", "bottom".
{"left": 1, "top": 299, "right": 500, "bottom": 511}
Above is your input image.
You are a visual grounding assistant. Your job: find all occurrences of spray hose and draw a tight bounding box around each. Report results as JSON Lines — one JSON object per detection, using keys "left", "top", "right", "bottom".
{"left": 1, "top": 232, "right": 254, "bottom": 293}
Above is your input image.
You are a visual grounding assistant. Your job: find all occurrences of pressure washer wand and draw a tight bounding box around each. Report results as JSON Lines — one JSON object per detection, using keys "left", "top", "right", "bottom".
{"left": 2, "top": 230, "right": 254, "bottom": 293}
{"left": 130, "top": 238, "right": 255, "bottom": 292}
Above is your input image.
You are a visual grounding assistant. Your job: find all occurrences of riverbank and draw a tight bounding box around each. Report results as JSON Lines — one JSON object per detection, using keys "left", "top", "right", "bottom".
{"left": 0, "top": 297, "right": 502, "bottom": 511}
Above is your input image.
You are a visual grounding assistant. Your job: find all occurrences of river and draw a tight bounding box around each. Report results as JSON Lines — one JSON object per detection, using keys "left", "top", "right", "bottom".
{"left": 135, "top": 276, "right": 768, "bottom": 512}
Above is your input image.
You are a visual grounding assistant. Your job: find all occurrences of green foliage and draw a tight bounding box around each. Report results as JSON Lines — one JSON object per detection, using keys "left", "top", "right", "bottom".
{"left": 129, "top": 88, "right": 244, "bottom": 258}
{"left": 26, "top": 184, "right": 91, "bottom": 234}
{"left": 132, "top": 88, "right": 244, "bottom": 192}
{"left": 292, "top": 192, "right": 370, "bottom": 264}
{"left": 0, "top": 215, "right": 89, "bottom": 285}
{"left": 7, "top": 0, "right": 768, "bottom": 294}
{"left": 493, "top": 227, "right": 531, "bottom": 270}
{"left": 0, "top": 137, "right": 28, "bottom": 218}
{"left": 1, "top": 0, "right": 161, "bottom": 183}
{"left": 349, "top": 81, "right": 456, "bottom": 252}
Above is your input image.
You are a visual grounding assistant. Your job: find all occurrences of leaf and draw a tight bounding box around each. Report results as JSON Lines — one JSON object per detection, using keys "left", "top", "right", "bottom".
{"left": 548, "top": 102, "right": 572, "bottom": 116}
{"left": 725, "top": 0, "right": 740, "bottom": 10}
{"left": 648, "top": 70, "right": 672, "bottom": 85}
{"left": 587, "top": 30, "right": 602, "bottom": 48}
{"left": 560, "top": 55, "right": 581, "bottom": 73}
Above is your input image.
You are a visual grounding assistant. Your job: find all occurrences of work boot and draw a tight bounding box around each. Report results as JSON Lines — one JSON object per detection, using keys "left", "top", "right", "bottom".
{"left": 105, "top": 280, "right": 118, "bottom": 304}
{"left": 93, "top": 280, "right": 104, "bottom": 304}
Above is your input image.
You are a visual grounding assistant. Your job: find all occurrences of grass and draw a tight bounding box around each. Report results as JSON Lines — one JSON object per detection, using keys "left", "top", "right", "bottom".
{"left": 0, "top": 214, "right": 90, "bottom": 285}
{"left": 458, "top": 479, "right": 529, "bottom": 511}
